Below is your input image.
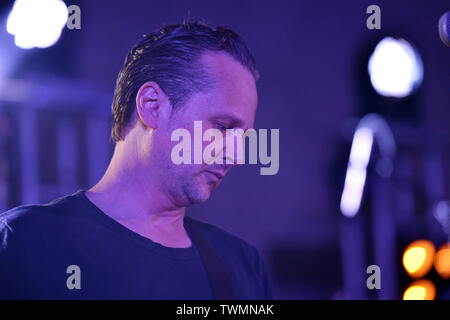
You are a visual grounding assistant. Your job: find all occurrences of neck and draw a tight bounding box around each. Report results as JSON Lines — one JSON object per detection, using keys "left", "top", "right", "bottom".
{"left": 85, "top": 141, "right": 191, "bottom": 248}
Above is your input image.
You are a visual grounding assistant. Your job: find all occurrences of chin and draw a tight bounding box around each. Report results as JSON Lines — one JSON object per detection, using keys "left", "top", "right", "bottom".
{"left": 188, "top": 187, "right": 212, "bottom": 204}
{"left": 182, "top": 180, "right": 212, "bottom": 205}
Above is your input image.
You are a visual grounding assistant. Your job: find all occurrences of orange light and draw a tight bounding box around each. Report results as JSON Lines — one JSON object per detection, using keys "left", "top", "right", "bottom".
{"left": 402, "top": 240, "right": 435, "bottom": 278}
{"left": 403, "top": 279, "right": 436, "bottom": 300}
{"left": 434, "top": 243, "right": 450, "bottom": 280}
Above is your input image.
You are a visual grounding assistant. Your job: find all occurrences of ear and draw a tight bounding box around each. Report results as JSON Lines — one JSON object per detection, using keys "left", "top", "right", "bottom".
{"left": 135, "top": 81, "right": 168, "bottom": 130}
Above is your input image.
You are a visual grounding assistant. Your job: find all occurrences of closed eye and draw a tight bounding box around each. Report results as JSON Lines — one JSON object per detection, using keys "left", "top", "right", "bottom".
{"left": 215, "top": 121, "right": 229, "bottom": 132}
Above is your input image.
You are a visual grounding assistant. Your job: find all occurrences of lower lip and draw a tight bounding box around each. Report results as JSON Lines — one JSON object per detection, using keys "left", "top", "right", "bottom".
{"left": 203, "top": 171, "right": 221, "bottom": 183}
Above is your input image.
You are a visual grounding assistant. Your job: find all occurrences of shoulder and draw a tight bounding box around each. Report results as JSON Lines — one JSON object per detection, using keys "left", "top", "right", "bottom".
{"left": 0, "top": 192, "right": 81, "bottom": 251}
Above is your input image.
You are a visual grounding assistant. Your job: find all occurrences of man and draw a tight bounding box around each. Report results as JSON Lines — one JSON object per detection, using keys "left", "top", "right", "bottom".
{"left": 0, "top": 21, "right": 273, "bottom": 299}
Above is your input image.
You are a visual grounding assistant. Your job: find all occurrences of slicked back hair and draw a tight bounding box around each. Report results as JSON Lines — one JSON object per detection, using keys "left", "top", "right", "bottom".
{"left": 111, "top": 20, "right": 259, "bottom": 142}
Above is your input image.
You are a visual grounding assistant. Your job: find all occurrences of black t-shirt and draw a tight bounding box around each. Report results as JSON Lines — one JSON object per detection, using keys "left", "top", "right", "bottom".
{"left": 0, "top": 190, "right": 273, "bottom": 299}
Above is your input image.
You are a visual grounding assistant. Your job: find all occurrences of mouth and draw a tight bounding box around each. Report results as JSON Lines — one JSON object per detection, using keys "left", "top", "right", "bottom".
{"left": 204, "top": 170, "right": 225, "bottom": 182}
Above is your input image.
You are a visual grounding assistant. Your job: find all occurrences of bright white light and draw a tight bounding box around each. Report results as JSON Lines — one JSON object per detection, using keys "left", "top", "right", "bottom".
{"left": 340, "top": 166, "right": 368, "bottom": 218}
{"left": 7, "top": 0, "right": 68, "bottom": 49}
{"left": 340, "top": 114, "right": 395, "bottom": 218}
{"left": 340, "top": 128, "right": 374, "bottom": 218}
{"left": 368, "top": 37, "right": 423, "bottom": 98}
{"left": 349, "top": 128, "right": 374, "bottom": 167}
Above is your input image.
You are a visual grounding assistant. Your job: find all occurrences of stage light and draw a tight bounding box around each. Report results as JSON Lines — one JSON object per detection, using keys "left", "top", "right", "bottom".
{"left": 6, "top": 0, "right": 68, "bottom": 49}
{"left": 402, "top": 240, "right": 435, "bottom": 278}
{"left": 434, "top": 243, "right": 450, "bottom": 280}
{"left": 403, "top": 279, "right": 436, "bottom": 300}
{"left": 340, "top": 114, "right": 395, "bottom": 218}
{"left": 439, "top": 11, "right": 450, "bottom": 47}
{"left": 340, "top": 127, "right": 373, "bottom": 217}
{"left": 368, "top": 37, "right": 423, "bottom": 98}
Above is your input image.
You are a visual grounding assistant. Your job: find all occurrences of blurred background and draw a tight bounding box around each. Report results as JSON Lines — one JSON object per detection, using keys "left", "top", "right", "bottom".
{"left": 0, "top": 0, "right": 449, "bottom": 299}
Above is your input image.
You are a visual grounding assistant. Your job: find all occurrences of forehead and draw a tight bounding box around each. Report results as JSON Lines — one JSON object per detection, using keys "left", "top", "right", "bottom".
{"left": 191, "top": 51, "right": 258, "bottom": 129}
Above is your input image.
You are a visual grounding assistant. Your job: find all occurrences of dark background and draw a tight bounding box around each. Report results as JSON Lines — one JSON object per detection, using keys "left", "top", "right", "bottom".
{"left": 0, "top": 0, "right": 449, "bottom": 299}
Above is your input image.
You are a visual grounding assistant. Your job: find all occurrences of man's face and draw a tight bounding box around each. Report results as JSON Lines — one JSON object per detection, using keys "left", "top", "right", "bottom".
{"left": 156, "top": 51, "right": 258, "bottom": 206}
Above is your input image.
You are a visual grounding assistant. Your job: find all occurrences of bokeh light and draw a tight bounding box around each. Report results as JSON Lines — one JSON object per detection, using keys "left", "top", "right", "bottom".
{"left": 6, "top": 0, "right": 68, "bottom": 49}
{"left": 434, "top": 243, "right": 450, "bottom": 280}
{"left": 402, "top": 240, "right": 435, "bottom": 278}
{"left": 368, "top": 37, "right": 423, "bottom": 98}
{"left": 403, "top": 279, "right": 436, "bottom": 300}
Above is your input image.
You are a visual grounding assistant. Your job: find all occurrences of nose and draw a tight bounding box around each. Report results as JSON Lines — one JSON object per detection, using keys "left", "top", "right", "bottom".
{"left": 222, "top": 153, "right": 243, "bottom": 167}
{"left": 223, "top": 130, "right": 245, "bottom": 166}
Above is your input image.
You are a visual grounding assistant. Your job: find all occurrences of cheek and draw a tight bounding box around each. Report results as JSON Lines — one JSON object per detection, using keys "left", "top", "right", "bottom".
{"left": 167, "top": 165, "right": 202, "bottom": 191}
